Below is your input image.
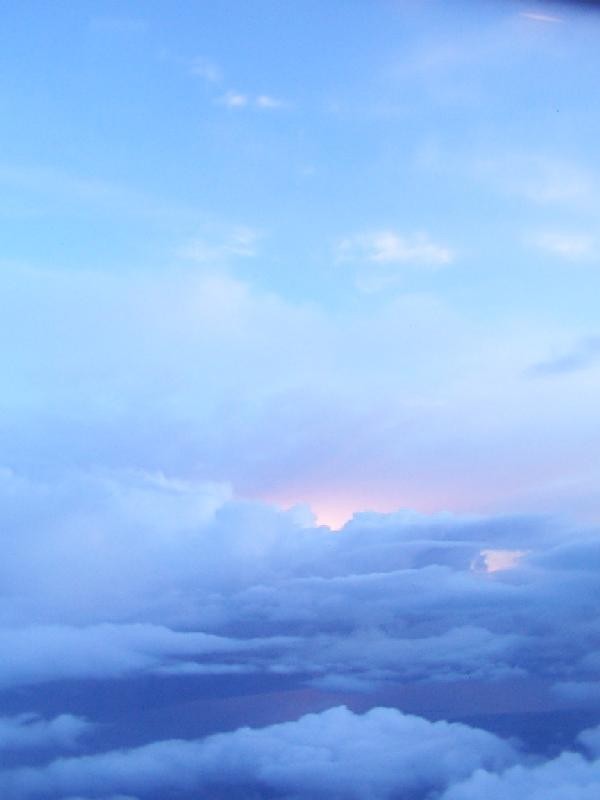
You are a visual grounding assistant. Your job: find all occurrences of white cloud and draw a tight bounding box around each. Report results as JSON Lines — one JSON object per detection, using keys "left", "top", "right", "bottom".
{"left": 475, "top": 154, "right": 595, "bottom": 207}
{"left": 189, "top": 57, "right": 221, "bottom": 83}
{"left": 441, "top": 749, "right": 600, "bottom": 800}
{"left": 0, "top": 707, "right": 517, "bottom": 799}
{"left": 520, "top": 12, "right": 564, "bottom": 25}
{"left": 0, "top": 620, "right": 301, "bottom": 690}
{"left": 336, "top": 230, "right": 454, "bottom": 291}
{"left": 5, "top": 257, "right": 598, "bottom": 524}
{"left": 177, "top": 226, "right": 261, "bottom": 262}
{"left": 337, "top": 230, "right": 454, "bottom": 267}
{"left": 256, "top": 94, "right": 286, "bottom": 109}
{"left": 529, "top": 231, "right": 596, "bottom": 260}
{"left": 217, "top": 90, "right": 249, "bottom": 108}
{"left": 0, "top": 464, "right": 597, "bottom": 696}
{"left": 0, "top": 714, "right": 90, "bottom": 752}
{"left": 217, "top": 91, "right": 286, "bottom": 109}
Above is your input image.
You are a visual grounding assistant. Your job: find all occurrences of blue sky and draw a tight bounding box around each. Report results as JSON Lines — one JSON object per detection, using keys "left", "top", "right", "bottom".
{"left": 3, "top": 0, "right": 600, "bottom": 527}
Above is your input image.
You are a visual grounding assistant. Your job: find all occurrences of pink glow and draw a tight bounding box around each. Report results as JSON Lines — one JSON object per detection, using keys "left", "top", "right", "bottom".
{"left": 477, "top": 549, "right": 529, "bottom": 573}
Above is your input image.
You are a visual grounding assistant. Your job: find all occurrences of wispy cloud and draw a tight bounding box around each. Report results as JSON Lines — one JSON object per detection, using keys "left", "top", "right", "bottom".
{"left": 336, "top": 231, "right": 454, "bottom": 293}
{"left": 528, "top": 335, "right": 600, "bottom": 376}
{"left": 337, "top": 230, "right": 454, "bottom": 267}
{"left": 190, "top": 57, "right": 222, "bottom": 83}
{"left": 217, "top": 91, "right": 287, "bottom": 110}
{"left": 178, "top": 227, "right": 261, "bottom": 263}
{"left": 475, "top": 154, "right": 595, "bottom": 207}
{"left": 0, "top": 162, "right": 198, "bottom": 225}
{"left": 529, "top": 231, "right": 597, "bottom": 260}
{"left": 218, "top": 90, "right": 250, "bottom": 108}
{"left": 256, "top": 94, "right": 286, "bottom": 109}
{"left": 90, "top": 16, "right": 147, "bottom": 34}
{"left": 519, "top": 11, "right": 564, "bottom": 24}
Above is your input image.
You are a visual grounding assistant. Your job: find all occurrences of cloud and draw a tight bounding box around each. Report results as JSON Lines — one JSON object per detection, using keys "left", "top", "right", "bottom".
{"left": 579, "top": 723, "right": 600, "bottom": 757}
{"left": 0, "top": 163, "right": 195, "bottom": 224}
{"left": 336, "top": 230, "right": 454, "bottom": 291}
{"left": 529, "top": 231, "right": 596, "bottom": 260}
{"left": 217, "top": 92, "right": 286, "bottom": 110}
{"left": 474, "top": 153, "right": 595, "bottom": 207}
{"left": 0, "top": 623, "right": 294, "bottom": 690}
{"left": 527, "top": 336, "right": 600, "bottom": 376}
{"left": 337, "top": 230, "right": 454, "bottom": 267}
{"left": 1, "top": 467, "right": 600, "bottom": 796}
{"left": 0, "top": 707, "right": 518, "bottom": 799}
{"left": 441, "top": 746, "right": 600, "bottom": 800}
{"left": 177, "top": 226, "right": 261, "bottom": 262}
{"left": 0, "top": 466, "right": 598, "bottom": 700}
{"left": 1, "top": 262, "right": 600, "bottom": 708}
{"left": 61, "top": 797, "right": 138, "bottom": 800}
{"left": 218, "top": 90, "right": 249, "bottom": 108}
{"left": 189, "top": 57, "right": 221, "bottom": 83}
{"left": 256, "top": 94, "right": 286, "bottom": 108}
{"left": 0, "top": 715, "right": 90, "bottom": 753}
{"left": 519, "top": 11, "right": 564, "bottom": 24}
{"left": 3, "top": 258, "right": 600, "bottom": 522}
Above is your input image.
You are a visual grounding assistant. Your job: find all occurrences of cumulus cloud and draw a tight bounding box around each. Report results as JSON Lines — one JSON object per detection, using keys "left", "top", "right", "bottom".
{"left": 0, "top": 707, "right": 518, "bottom": 799}
{"left": 441, "top": 748, "right": 600, "bottom": 800}
{"left": 0, "top": 450, "right": 599, "bottom": 796}
{"left": 0, "top": 466, "right": 598, "bottom": 701}
{"left": 579, "top": 723, "right": 600, "bottom": 757}
{"left": 0, "top": 715, "right": 90, "bottom": 753}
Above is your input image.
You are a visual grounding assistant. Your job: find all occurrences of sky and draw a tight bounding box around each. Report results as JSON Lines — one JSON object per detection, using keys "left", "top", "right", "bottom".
{"left": 3, "top": 1, "right": 600, "bottom": 799}
{"left": 2, "top": 0, "right": 600, "bottom": 525}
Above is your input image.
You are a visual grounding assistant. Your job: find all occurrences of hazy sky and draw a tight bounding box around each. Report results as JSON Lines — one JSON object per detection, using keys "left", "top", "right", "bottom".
{"left": 3, "top": 0, "right": 600, "bottom": 526}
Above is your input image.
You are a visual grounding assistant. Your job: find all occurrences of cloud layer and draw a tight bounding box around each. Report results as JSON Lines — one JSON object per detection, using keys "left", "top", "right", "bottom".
{"left": 0, "top": 707, "right": 519, "bottom": 799}
{"left": 0, "top": 467, "right": 599, "bottom": 704}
